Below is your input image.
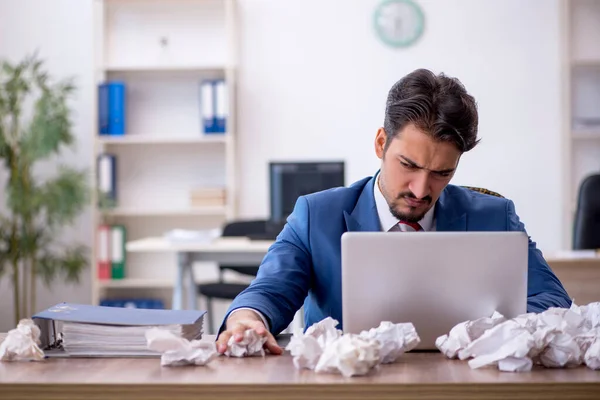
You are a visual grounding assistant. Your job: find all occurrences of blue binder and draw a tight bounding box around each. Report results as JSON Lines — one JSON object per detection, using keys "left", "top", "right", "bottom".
{"left": 33, "top": 302, "right": 205, "bottom": 326}
{"left": 32, "top": 303, "right": 206, "bottom": 356}
{"left": 97, "top": 153, "right": 116, "bottom": 207}
{"left": 98, "top": 81, "right": 126, "bottom": 135}
{"left": 214, "top": 79, "right": 227, "bottom": 134}
{"left": 200, "top": 79, "right": 216, "bottom": 133}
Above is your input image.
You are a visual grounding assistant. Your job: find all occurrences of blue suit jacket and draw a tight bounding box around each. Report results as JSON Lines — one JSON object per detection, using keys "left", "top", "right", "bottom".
{"left": 224, "top": 175, "right": 571, "bottom": 335}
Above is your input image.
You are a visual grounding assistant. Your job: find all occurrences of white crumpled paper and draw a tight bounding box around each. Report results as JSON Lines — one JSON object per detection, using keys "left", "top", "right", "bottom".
{"left": 314, "top": 334, "right": 380, "bottom": 377}
{"left": 436, "top": 301, "right": 600, "bottom": 372}
{"left": 359, "top": 321, "right": 420, "bottom": 363}
{"left": 225, "top": 329, "right": 267, "bottom": 357}
{"left": 286, "top": 317, "right": 420, "bottom": 377}
{"left": 0, "top": 319, "right": 45, "bottom": 362}
{"left": 435, "top": 311, "right": 506, "bottom": 359}
{"left": 145, "top": 328, "right": 218, "bottom": 366}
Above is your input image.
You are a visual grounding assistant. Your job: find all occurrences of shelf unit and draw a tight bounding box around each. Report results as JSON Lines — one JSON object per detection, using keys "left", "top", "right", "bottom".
{"left": 91, "top": 0, "right": 238, "bottom": 307}
{"left": 561, "top": 0, "right": 600, "bottom": 248}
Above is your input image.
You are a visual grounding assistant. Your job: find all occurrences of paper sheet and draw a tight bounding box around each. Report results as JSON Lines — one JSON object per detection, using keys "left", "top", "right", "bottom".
{"left": 224, "top": 329, "right": 267, "bottom": 357}
{"left": 437, "top": 301, "right": 600, "bottom": 372}
{"left": 0, "top": 319, "right": 45, "bottom": 362}
{"left": 145, "top": 328, "right": 217, "bottom": 366}
{"left": 286, "top": 318, "right": 420, "bottom": 377}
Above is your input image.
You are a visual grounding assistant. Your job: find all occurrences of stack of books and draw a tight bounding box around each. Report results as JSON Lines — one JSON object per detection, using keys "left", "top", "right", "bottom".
{"left": 32, "top": 303, "right": 206, "bottom": 357}
{"left": 190, "top": 187, "right": 226, "bottom": 207}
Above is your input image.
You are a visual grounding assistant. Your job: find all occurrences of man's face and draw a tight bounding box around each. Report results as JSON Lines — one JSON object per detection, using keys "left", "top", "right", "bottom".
{"left": 375, "top": 123, "right": 461, "bottom": 223}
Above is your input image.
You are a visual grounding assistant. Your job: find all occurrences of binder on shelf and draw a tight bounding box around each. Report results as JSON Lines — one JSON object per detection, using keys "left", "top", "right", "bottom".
{"left": 200, "top": 80, "right": 216, "bottom": 133}
{"left": 214, "top": 79, "right": 227, "bottom": 134}
{"left": 100, "top": 298, "right": 165, "bottom": 310}
{"left": 97, "top": 224, "right": 111, "bottom": 280}
{"left": 110, "top": 225, "right": 126, "bottom": 279}
{"left": 32, "top": 303, "right": 206, "bottom": 357}
{"left": 98, "top": 81, "right": 126, "bottom": 135}
{"left": 97, "top": 153, "right": 117, "bottom": 208}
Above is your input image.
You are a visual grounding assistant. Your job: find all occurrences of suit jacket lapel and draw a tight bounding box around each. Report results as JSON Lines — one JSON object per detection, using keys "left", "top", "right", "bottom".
{"left": 343, "top": 175, "right": 381, "bottom": 232}
{"left": 435, "top": 187, "right": 467, "bottom": 231}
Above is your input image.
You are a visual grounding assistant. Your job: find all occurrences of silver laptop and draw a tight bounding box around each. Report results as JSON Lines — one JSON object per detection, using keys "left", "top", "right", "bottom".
{"left": 341, "top": 231, "right": 528, "bottom": 349}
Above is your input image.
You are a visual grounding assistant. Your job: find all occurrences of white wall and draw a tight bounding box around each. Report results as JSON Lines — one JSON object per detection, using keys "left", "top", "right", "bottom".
{"left": 0, "top": 0, "right": 94, "bottom": 331}
{"left": 236, "top": 0, "right": 564, "bottom": 254}
{"left": 0, "top": 0, "right": 564, "bottom": 331}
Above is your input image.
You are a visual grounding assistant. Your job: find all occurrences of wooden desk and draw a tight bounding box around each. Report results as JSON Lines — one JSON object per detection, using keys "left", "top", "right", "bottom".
{"left": 1, "top": 349, "right": 600, "bottom": 399}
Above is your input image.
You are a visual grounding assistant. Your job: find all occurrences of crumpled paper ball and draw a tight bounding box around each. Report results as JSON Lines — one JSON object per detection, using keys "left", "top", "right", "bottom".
{"left": 225, "top": 329, "right": 267, "bottom": 357}
{"left": 436, "top": 301, "right": 600, "bottom": 372}
{"left": 359, "top": 321, "right": 420, "bottom": 363}
{"left": 0, "top": 319, "right": 45, "bottom": 362}
{"left": 286, "top": 317, "right": 420, "bottom": 377}
{"left": 145, "top": 328, "right": 217, "bottom": 366}
{"left": 435, "top": 311, "right": 506, "bottom": 359}
{"left": 314, "top": 334, "right": 380, "bottom": 377}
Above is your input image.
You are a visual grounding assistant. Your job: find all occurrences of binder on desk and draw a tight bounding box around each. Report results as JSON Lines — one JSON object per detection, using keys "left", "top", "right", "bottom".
{"left": 97, "top": 224, "right": 111, "bottom": 280}
{"left": 111, "top": 225, "right": 126, "bottom": 279}
{"left": 200, "top": 80, "right": 216, "bottom": 133}
{"left": 214, "top": 79, "right": 227, "bottom": 134}
{"left": 97, "top": 153, "right": 116, "bottom": 207}
{"left": 98, "top": 81, "right": 126, "bottom": 135}
{"left": 32, "top": 303, "right": 206, "bottom": 357}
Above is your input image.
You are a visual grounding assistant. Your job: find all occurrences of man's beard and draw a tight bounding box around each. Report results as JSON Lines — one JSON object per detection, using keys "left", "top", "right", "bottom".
{"left": 389, "top": 191, "right": 432, "bottom": 223}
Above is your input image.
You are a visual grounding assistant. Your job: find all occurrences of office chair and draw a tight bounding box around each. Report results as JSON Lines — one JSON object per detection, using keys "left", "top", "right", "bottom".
{"left": 462, "top": 186, "right": 504, "bottom": 198}
{"left": 573, "top": 173, "right": 600, "bottom": 250}
{"left": 197, "top": 219, "right": 267, "bottom": 334}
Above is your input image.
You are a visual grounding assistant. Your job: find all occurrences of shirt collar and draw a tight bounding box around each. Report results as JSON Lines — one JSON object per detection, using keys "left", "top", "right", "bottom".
{"left": 374, "top": 173, "right": 436, "bottom": 232}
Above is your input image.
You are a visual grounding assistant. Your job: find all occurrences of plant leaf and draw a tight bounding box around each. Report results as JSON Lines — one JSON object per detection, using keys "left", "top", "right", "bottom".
{"left": 22, "top": 79, "right": 76, "bottom": 162}
{"left": 36, "top": 244, "right": 89, "bottom": 287}
{"left": 0, "top": 215, "right": 10, "bottom": 279}
{"left": 41, "top": 165, "right": 90, "bottom": 227}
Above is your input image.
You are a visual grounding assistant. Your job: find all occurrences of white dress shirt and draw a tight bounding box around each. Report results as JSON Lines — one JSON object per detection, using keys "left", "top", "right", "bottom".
{"left": 228, "top": 174, "right": 436, "bottom": 331}
{"left": 374, "top": 174, "right": 436, "bottom": 232}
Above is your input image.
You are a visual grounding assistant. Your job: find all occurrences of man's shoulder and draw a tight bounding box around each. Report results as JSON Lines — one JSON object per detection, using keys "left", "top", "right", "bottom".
{"left": 303, "top": 176, "right": 372, "bottom": 211}
{"left": 444, "top": 184, "right": 511, "bottom": 211}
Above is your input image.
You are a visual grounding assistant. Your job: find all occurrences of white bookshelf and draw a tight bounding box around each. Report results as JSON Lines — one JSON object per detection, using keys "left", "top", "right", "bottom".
{"left": 98, "top": 278, "right": 174, "bottom": 289}
{"left": 91, "top": 0, "right": 238, "bottom": 306}
{"left": 561, "top": 0, "right": 600, "bottom": 248}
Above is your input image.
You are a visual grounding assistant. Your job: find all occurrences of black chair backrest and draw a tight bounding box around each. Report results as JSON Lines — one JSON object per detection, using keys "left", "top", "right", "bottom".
{"left": 220, "top": 220, "right": 267, "bottom": 276}
{"left": 573, "top": 174, "right": 600, "bottom": 250}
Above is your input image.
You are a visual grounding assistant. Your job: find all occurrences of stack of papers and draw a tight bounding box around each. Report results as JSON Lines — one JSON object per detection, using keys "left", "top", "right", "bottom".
{"left": 61, "top": 320, "right": 203, "bottom": 357}
{"left": 32, "top": 303, "right": 206, "bottom": 357}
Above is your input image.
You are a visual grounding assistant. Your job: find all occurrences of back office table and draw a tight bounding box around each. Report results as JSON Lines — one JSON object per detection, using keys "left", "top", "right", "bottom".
{"left": 125, "top": 237, "right": 600, "bottom": 310}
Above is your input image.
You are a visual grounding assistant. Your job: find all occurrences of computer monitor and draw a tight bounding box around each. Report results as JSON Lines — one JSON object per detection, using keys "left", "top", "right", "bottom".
{"left": 269, "top": 161, "right": 345, "bottom": 224}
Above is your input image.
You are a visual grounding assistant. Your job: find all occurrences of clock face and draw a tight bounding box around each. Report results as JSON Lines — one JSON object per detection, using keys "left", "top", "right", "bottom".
{"left": 373, "top": 0, "right": 425, "bottom": 48}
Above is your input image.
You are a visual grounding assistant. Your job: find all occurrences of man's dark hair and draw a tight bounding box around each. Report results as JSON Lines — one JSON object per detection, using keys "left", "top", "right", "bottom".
{"left": 383, "top": 68, "right": 479, "bottom": 153}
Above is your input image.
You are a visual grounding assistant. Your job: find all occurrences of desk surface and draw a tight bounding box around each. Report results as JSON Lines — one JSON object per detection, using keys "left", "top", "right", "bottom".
{"left": 126, "top": 237, "right": 274, "bottom": 253}
{"left": 1, "top": 335, "right": 599, "bottom": 400}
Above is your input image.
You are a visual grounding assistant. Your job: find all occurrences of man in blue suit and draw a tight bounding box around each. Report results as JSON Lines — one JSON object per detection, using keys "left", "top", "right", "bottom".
{"left": 216, "top": 69, "right": 571, "bottom": 355}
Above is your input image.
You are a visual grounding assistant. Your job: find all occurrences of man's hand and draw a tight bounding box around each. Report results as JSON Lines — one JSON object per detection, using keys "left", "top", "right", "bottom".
{"left": 216, "top": 309, "right": 283, "bottom": 355}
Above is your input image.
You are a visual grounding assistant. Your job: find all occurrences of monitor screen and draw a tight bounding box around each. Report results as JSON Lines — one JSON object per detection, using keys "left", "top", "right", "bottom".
{"left": 269, "top": 161, "right": 345, "bottom": 223}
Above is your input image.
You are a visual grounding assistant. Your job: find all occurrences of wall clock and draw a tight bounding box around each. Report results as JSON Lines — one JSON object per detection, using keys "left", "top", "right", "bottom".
{"left": 373, "top": 0, "right": 425, "bottom": 48}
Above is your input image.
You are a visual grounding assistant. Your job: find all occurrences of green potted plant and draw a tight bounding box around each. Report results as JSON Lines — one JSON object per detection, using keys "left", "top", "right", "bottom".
{"left": 0, "top": 54, "right": 90, "bottom": 326}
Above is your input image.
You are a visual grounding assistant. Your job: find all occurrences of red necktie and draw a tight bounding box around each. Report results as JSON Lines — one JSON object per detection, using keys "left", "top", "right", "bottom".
{"left": 398, "top": 221, "right": 423, "bottom": 232}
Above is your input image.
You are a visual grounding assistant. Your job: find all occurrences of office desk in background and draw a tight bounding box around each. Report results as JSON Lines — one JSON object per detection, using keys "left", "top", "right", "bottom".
{"left": 126, "top": 236, "right": 600, "bottom": 310}
{"left": 126, "top": 237, "right": 273, "bottom": 310}
{"left": 1, "top": 334, "right": 599, "bottom": 400}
